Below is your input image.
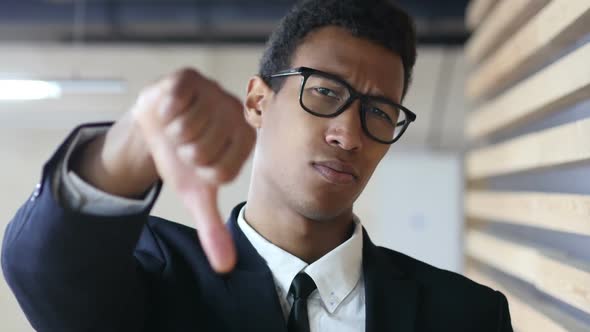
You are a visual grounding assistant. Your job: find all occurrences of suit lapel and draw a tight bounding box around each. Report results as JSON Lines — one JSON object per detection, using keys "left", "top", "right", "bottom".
{"left": 223, "top": 203, "right": 288, "bottom": 332}
{"left": 363, "top": 230, "right": 419, "bottom": 332}
{"left": 222, "top": 204, "right": 420, "bottom": 332}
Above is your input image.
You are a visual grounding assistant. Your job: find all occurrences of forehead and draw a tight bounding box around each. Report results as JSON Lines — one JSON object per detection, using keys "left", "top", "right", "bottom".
{"left": 289, "top": 26, "right": 405, "bottom": 100}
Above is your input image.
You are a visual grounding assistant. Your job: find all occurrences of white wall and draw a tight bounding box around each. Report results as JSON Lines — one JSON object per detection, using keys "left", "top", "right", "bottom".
{"left": 356, "top": 150, "right": 463, "bottom": 272}
{"left": 0, "top": 44, "right": 464, "bottom": 331}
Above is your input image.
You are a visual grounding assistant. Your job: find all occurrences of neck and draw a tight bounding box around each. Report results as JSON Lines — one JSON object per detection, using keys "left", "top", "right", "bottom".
{"left": 245, "top": 178, "right": 355, "bottom": 264}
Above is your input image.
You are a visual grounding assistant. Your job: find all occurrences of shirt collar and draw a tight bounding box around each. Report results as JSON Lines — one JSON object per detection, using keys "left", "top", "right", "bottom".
{"left": 237, "top": 204, "right": 363, "bottom": 314}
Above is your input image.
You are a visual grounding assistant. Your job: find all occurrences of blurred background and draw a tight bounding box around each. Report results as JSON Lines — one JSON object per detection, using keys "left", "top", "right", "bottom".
{"left": 0, "top": 0, "right": 589, "bottom": 330}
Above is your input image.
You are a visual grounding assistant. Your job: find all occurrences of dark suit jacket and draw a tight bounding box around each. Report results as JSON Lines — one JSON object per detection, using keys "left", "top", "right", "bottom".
{"left": 2, "top": 123, "right": 512, "bottom": 331}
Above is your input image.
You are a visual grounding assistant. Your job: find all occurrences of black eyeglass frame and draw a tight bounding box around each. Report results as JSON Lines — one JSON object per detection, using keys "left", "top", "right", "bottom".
{"left": 266, "top": 66, "right": 417, "bottom": 144}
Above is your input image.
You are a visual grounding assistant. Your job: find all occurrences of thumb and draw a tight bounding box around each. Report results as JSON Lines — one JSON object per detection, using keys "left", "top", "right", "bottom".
{"left": 133, "top": 104, "right": 237, "bottom": 274}
{"left": 180, "top": 185, "right": 237, "bottom": 273}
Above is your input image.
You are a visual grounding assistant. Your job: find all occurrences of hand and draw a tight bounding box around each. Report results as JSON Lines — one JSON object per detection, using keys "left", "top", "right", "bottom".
{"left": 132, "top": 68, "right": 255, "bottom": 273}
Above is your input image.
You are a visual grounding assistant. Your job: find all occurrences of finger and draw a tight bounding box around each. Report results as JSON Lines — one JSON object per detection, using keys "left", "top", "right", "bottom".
{"left": 180, "top": 185, "right": 236, "bottom": 273}
{"left": 158, "top": 69, "right": 205, "bottom": 122}
{"left": 179, "top": 90, "right": 245, "bottom": 167}
{"left": 176, "top": 114, "right": 229, "bottom": 167}
{"left": 139, "top": 110, "right": 236, "bottom": 273}
{"left": 196, "top": 126, "right": 255, "bottom": 185}
{"left": 164, "top": 99, "right": 212, "bottom": 145}
{"left": 220, "top": 127, "right": 255, "bottom": 174}
{"left": 199, "top": 135, "right": 232, "bottom": 167}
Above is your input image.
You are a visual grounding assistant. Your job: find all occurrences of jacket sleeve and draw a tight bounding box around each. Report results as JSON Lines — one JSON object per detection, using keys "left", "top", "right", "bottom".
{"left": 58, "top": 125, "right": 158, "bottom": 216}
{"left": 1, "top": 122, "right": 163, "bottom": 332}
{"left": 496, "top": 291, "right": 513, "bottom": 332}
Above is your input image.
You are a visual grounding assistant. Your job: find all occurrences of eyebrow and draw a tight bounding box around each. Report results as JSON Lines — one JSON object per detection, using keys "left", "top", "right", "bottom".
{"left": 324, "top": 68, "right": 402, "bottom": 104}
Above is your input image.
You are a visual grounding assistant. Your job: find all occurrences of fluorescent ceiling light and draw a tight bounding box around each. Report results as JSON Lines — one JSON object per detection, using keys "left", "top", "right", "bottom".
{"left": 0, "top": 80, "right": 61, "bottom": 101}
{"left": 58, "top": 79, "right": 126, "bottom": 94}
{"left": 0, "top": 79, "right": 126, "bottom": 101}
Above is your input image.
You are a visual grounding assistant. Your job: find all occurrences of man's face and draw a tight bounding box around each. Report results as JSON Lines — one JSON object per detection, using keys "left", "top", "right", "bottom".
{"left": 251, "top": 26, "right": 405, "bottom": 221}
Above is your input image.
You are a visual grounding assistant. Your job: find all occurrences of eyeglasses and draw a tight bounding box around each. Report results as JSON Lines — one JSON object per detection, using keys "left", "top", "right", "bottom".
{"left": 266, "top": 66, "right": 416, "bottom": 144}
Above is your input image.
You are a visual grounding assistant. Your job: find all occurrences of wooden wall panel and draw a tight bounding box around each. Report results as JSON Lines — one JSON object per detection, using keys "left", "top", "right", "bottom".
{"left": 467, "top": 43, "right": 590, "bottom": 140}
{"left": 466, "top": 0, "right": 550, "bottom": 64}
{"left": 466, "top": 0, "right": 498, "bottom": 30}
{"left": 467, "top": 266, "right": 589, "bottom": 331}
{"left": 466, "top": 230, "right": 590, "bottom": 315}
{"left": 464, "top": 1, "right": 590, "bottom": 330}
{"left": 466, "top": 117, "right": 590, "bottom": 179}
{"left": 466, "top": 0, "right": 590, "bottom": 102}
{"left": 465, "top": 190, "right": 590, "bottom": 235}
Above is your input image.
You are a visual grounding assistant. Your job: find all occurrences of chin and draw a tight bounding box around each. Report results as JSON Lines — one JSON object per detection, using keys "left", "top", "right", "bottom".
{"left": 292, "top": 194, "right": 354, "bottom": 222}
{"left": 267, "top": 165, "right": 358, "bottom": 221}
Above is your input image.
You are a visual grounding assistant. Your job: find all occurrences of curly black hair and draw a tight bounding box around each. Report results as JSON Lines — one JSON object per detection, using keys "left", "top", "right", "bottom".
{"left": 259, "top": 0, "right": 417, "bottom": 100}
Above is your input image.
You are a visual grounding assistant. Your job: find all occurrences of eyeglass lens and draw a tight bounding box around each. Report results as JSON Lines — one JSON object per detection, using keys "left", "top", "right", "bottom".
{"left": 301, "top": 73, "right": 407, "bottom": 142}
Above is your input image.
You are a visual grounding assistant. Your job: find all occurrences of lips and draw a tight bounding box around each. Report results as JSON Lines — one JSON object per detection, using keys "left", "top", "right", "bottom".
{"left": 312, "top": 160, "right": 359, "bottom": 185}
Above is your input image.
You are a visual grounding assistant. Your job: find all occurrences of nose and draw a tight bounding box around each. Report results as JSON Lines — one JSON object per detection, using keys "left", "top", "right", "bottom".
{"left": 324, "top": 100, "right": 364, "bottom": 151}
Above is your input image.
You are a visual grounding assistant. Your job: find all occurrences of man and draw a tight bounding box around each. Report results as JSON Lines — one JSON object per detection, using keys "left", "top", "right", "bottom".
{"left": 2, "top": 0, "right": 512, "bottom": 331}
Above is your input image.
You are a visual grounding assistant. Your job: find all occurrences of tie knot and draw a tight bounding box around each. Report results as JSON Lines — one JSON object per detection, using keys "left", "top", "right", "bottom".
{"left": 289, "top": 273, "right": 317, "bottom": 300}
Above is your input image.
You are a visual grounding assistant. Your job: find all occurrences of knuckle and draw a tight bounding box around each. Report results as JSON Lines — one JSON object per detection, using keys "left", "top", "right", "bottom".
{"left": 212, "top": 167, "right": 237, "bottom": 183}
{"left": 193, "top": 154, "right": 210, "bottom": 166}
{"left": 170, "top": 119, "right": 191, "bottom": 142}
{"left": 197, "top": 161, "right": 239, "bottom": 185}
{"left": 176, "top": 144, "right": 193, "bottom": 162}
{"left": 175, "top": 68, "right": 200, "bottom": 82}
{"left": 168, "top": 68, "right": 200, "bottom": 95}
{"left": 178, "top": 144, "right": 201, "bottom": 165}
{"left": 179, "top": 131, "right": 195, "bottom": 145}
{"left": 189, "top": 144, "right": 214, "bottom": 166}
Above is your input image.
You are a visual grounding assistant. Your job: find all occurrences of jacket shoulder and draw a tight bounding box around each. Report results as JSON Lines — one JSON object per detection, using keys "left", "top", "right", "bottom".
{"left": 376, "top": 246, "right": 510, "bottom": 330}
{"left": 378, "top": 246, "right": 496, "bottom": 294}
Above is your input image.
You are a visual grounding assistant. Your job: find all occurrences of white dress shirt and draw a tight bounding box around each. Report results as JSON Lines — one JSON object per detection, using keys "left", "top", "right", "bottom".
{"left": 54, "top": 127, "right": 367, "bottom": 331}
{"left": 238, "top": 206, "right": 366, "bottom": 332}
{"left": 54, "top": 127, "right": 157, "bottom": 216}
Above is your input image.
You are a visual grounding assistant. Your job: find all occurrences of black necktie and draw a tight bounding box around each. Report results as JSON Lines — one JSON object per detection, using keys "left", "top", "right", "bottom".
{"left": 287, "top": 272, "right": 317, "bottom": 332}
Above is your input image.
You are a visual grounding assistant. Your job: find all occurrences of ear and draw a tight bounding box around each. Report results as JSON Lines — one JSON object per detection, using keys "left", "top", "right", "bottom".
{"left": 245, "top": 75, "right": 273, "bottom": 129}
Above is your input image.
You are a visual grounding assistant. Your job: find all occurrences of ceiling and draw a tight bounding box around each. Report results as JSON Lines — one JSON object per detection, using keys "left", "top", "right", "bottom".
{"left": 0, "top": 0, "right": 471, "bottom": 151}
{"left": 0, "top": 0, "right": 470, "bottom": 45}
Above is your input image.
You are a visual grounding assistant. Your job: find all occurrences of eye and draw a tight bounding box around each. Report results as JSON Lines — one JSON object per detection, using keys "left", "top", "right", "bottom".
{"left": 369, "top": 107, "right": 393, "bottom": 124}
{"left": 313, "top": 87, "right": 339, "bottom": 99}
